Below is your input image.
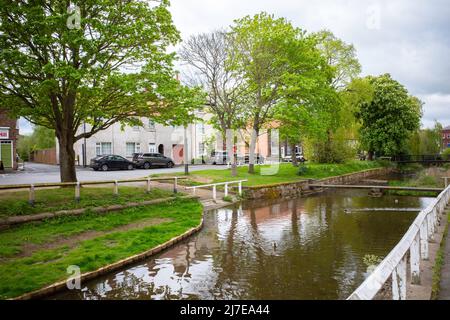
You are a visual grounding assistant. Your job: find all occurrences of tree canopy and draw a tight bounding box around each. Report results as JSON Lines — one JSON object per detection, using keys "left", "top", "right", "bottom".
{"left": 356, "top": 74, "right": 422, "bottom": 158}
{"left": 0, "top": 0, "right": 203, "bottom": 181}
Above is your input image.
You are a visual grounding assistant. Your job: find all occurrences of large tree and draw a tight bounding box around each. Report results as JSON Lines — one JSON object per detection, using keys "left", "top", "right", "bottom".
{"left": 0, "top": 0, "right": 201, "bottom": 182}
{"left": 228, "top": 12, "right": 315, "bottom": 173}
{"left": 355, "top": 74, "right": 422, "bottom": 159}
{"left": 179, "top": 30, "right": 246, "bottom": 176}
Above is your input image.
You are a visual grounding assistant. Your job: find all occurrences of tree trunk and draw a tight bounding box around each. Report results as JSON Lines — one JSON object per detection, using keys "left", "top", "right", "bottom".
{"left": 291, "top": 142, "right": 298, "bottom": 167}
{"left": 368, "top": 151, "right": 374, "bottom": 161}
{"left": 248, "top": 128, "right": 258, "bottom": 174}
{"left": 58, "top": 132, "right": 77, "bottom": 182}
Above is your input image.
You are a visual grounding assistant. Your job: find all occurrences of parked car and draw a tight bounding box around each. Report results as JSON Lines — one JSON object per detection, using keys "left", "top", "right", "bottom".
{"left": 241, "top": 153, "right": 265, "bottom": 164}
{"left": 207, "top": 151, "right": 229, "bottom": 165}
{"left": 90, "top": 155, "right": 134, "bottom": 171}
{"left": 132, "top": 153, "right": 175, "bottom": 169}
{"left": 282, "top": 153, "right": 306, "bottom": 163}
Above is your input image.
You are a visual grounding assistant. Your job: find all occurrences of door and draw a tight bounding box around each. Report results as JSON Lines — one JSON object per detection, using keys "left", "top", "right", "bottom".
{"left": 0, "top": 141, "right": 12, "bottom": 168}
{"left": 115, "top": 156, "right": 128, "bottom": 169}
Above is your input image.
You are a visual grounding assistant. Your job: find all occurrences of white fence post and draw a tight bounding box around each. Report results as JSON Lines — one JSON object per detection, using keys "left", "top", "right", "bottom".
{"left": 213, "top": 185, "right": 217, "bottom": 201}
{"left": 410, "top": 233, "right": 421, "bottom": 284}
{"left": 29, "top": 184, "right": 35, "bottom": 206}
{"left": 75, "top": 182, "right": 80, "bottom": 202}
{"left": 146, "top": 178, "right": 151, "bottom": 194}
{"left": 420, "top": 221, "right": 429, "bottom": 260}
{"left": 114, "top": 180, "right": 119, "bottom": 196}
{"left": 224, "top": 183, "right": 228, "bottom": 197}
{"left": 238, "top": 181, "right": 242, "bottom": 196}
{"left": 392, "top": 255, "right": 407, "bottom": 300}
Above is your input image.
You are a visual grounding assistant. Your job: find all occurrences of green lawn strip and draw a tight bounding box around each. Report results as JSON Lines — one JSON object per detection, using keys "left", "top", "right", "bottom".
{"left": 431, "top": 212, "right": 450, "bottom": 300}
{"left": 152, "top": 161, "right": 384, "bottom": 187}
{"left": 387, "top": 173, "right": 442, "bottom": 197}
{"left": 0, "top": 186, "right": 176, "bottom": 218}
{"left": 0, "top": 198, "right": 203, "bottom": 299}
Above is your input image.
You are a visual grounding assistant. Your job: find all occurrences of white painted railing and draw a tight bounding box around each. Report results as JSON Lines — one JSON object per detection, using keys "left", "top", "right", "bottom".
{"left": 185, "top": 180, "right": 247, "bottom": 200}
{"left": 348, "top": 184, "right": 450, "bottom": 300}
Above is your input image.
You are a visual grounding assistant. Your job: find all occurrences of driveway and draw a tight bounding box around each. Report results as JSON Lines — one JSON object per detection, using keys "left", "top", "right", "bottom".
{"left": 0, "top": 162, "right": 227, "bottom": 185}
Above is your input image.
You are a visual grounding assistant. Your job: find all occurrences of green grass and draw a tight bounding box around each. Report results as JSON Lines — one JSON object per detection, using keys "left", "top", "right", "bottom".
{"left": 0, "top": 198, "right": 202, "bottom": 299}
{"left": 388, "top": 171, "right": 442, "bottom": 196}
{"left": 0, "top": 186, "right": 176, "bottom": 218}
{"left": 152, "top": 161, "right": 384, "bottom": 187}
{"left": 432, "top": 213, "right": 450, "bottom": 300}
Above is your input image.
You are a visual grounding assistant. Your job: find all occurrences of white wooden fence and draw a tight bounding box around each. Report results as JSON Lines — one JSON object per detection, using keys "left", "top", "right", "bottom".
{"left": 185, "top": 180, "right": 247, "bottom": 200}
{"left": 347, "top": 184, "right": 450, "bottom": 300}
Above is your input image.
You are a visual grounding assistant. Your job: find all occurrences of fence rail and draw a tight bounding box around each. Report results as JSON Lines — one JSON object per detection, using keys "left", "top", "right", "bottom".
{"left": 347, "top": 184, "right": 450, "bottom": 300}
{"left": 0, "top": 177, "right": 186, "bottom": 206}
{"left": 185, "top": 180, "right": 247, "bottom": 200}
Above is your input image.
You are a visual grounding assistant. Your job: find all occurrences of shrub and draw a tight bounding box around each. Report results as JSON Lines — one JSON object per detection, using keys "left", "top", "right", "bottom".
{"left": 442, "top": 148, "right": 450, "bottom": 160}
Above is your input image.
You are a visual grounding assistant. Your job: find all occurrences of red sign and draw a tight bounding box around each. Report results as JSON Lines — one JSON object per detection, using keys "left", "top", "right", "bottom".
{"left": 0, "top": 128, "right": 9, "bottom": 139}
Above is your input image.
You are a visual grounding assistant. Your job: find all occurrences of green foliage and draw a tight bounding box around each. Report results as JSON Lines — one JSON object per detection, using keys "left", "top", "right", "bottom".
{"left": 356, "top": 74, "right": 422, "bottom": 157}
{"left": 363, "top": 254, "right": 383, "bottom": 268}
{"left": 297, "top": 164, "right": 308, "bottom": 176}
{"left": 442, "top": 148, "right": 450, "bottom": 160}
{"left": 0, "top": 0, "right": 204, "bottom": 181}
{"left": 222, "top": 195, "right": 233, "bottom": 202}
{"left": 408, "top": 121, "right": 443, "bottom": 155}
{"left": 17, "top": 126, "right": 56, "bottom": 160}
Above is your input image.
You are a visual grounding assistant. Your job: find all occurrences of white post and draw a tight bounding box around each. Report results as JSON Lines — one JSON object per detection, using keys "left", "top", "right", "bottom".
{"left": 192, "top": 187, "right": 196, "bottom": 196}
{"left": 146, "top": 178, "right": 151, "bottom": 194}
{"left": 174, "top": 177, "right": 178, "bottom": 194}
{"left": 392, "top": 268, "right": 399, "bottom": 300}
{"left": 224, "top": 183, "right": 228, "bottom": 197}
{"left": 29, "top": 184, "right": 35, "bottom": 206}
{"left": 427, "top": 213, "right": 434, "bottom": 241}
{"left": 114, "top": 180, "right": 119, "bottom": 196}
{"left": 420, "top": 221, "right": 429, "bottom": 260}
{"left": 398, "top": 255, "right": 407, "bottom": 300}
{"left": 75, "top": 182, "right": 80, "bottom": 202}
{"left": 213, "top": 185, "right": 217, "bottom": 201}
{"left": 410, "top": 233, "right": 421, "bottom": 284}
{"left": 238, "top": 181, "right": 242, "bottom": 196}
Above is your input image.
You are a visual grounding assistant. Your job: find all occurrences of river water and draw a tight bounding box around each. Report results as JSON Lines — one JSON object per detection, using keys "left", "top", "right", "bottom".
{"left": 53, "top": 189, "right": 434, "bottom": 300}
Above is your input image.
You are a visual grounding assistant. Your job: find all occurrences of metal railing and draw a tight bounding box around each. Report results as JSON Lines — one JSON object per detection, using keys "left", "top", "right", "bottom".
{"left": 0, "top": 177, "right": 186, "bottom": 206}
{"left": 185, "top": 180, "right": 247, "bottom": 200}
{"left": 347, "top": 184, "right": 450, "bottom": 300}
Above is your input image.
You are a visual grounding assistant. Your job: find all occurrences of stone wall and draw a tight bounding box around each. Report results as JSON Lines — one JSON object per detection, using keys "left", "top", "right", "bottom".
{"left": 243, "top": 167, "right": 394, "bottom": 200}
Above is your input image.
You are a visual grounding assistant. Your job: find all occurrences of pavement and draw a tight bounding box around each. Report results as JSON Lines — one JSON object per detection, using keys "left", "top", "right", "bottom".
{"left": 0, "top": 162, "right": 227, "bottom": 185}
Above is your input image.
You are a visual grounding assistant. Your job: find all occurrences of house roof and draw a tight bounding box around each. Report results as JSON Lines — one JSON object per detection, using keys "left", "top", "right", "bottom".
{"left": 444, "top": 125, "right": 450, "bottom": 130}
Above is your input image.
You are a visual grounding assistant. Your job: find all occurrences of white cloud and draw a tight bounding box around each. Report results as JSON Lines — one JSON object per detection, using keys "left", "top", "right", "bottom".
{"left": 170, "top": 0, "right": 450, "bottom": 127}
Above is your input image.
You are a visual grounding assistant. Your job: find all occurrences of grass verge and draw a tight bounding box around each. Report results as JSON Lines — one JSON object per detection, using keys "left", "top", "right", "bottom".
{"left": 0, "top": 198, "right": 202, "bottom": 299}
{"left": 0, "top": 186, "right": 176, "bottom": 218}
{"left": 152, "top": 161, "right": 385, "bottom": 187}
{"left": 431, "top": 212, "right": 450, "bottom": 300}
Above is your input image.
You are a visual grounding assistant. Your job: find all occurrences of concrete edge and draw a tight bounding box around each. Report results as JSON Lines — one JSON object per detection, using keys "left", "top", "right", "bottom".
{"left": 12, "top": 214, "right": 205, "bottom": 300}
{"left": 0, "top": 195, "right": 199, "bottom": 228}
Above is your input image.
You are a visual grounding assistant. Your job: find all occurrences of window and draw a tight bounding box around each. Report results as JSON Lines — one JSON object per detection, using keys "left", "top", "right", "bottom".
{"left": 96, "top": 142, "right": 112, "bottom": 156}
{"left": 132, "top": 125, "right": 140, "bottom": 132}
{"left": 199, "top": 123, "right": 205, "bottom": 135}
{"left": 198, "top": 142, "right": 205, "bottom": 155}
{"left": 148, "top": 120, "right": 156, "bottom": 131}
{"left": 126, "top": 142, "right": 140, "bottom": 157}
{"left": 149, "top": 143, "right": 156, "bottom": 153}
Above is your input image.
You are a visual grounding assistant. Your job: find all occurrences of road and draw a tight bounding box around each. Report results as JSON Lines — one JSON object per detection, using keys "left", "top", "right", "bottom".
{"left": 0, "top": 162, "right": 226, "bottom": 185}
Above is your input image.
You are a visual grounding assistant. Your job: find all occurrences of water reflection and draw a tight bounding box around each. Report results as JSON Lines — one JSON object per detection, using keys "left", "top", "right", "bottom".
{"left": 54, "top": 190, "right": 433, "bottom": 300}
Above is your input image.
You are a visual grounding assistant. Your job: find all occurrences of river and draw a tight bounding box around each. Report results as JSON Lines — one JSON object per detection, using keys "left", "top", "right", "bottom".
{"left": 52, "top": 188, "right": 434, "bottom": 300}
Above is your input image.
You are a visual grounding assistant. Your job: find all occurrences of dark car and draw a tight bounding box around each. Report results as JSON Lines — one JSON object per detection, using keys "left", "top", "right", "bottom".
{"left": 90, "top": 155, "right": 134, "bottom": 171}
{"left": 242, "top": 154, "right": 265, "bottom": 164}
{"left": 132, "top": 153, "right": 175, "bottom": 169}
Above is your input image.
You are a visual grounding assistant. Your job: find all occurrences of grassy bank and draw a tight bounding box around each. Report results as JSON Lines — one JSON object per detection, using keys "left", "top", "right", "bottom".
{"left": 0, "top": 186, "right": 176, "bottom": 218}
{"left": 153, "top": 161, "right": 385, "bottom": 187}
{"left": 388, "top": 170, "right": 443, "bottom": 196}
{"left": 432, "top": 213, "right": 450, "bottom": 300}
{"left": 0, "top": 197, "right": 202, "bottom": 299}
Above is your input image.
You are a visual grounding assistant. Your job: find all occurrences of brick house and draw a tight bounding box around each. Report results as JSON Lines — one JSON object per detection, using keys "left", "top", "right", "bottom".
{"left": 442, "top": 125, "right": 450, "bottom": 151}
{"left": 0, "top": 109, "right": 19, "bottom": 170}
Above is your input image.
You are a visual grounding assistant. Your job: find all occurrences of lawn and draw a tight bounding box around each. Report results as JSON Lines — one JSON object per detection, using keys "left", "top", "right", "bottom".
{"left": 0, "top": 197, "right": 203, "bottom": 299}
{"left": 0, "top": 186, "right": 176, "bottom": 218}
{"left": 153, "top": 160, "right": 385, "bottom": 187}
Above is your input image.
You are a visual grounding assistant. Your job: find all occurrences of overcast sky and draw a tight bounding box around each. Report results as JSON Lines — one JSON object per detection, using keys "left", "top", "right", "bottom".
{"left": 18, "top": 0, "right": 450, "bottom": 134}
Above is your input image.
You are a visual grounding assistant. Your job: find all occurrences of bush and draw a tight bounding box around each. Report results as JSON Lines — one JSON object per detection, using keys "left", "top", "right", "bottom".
{"left": 442, "top": 148, "right": 450, "bottom": 160}
{"left": 297, "top": 164, "right": 308, "bottom": 176}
